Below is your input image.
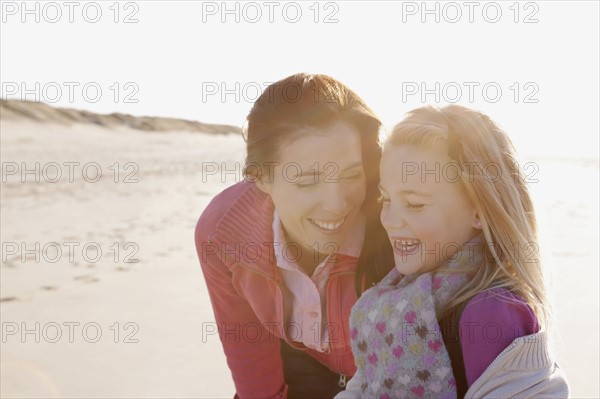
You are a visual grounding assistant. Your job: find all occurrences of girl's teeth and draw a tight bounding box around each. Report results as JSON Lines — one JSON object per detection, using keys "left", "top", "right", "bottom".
{"left": 312, "top": 217, "right": 345, "bottom": 230}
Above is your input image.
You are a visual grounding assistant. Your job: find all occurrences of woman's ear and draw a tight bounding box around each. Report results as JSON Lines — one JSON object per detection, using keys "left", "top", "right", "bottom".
{"left": 255, "top": 178, "right": 272, "bottom": 195}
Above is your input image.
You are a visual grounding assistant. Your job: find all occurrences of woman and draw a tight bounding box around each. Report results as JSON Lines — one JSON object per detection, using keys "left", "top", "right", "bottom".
{"left": 195, "top": 73, "right": 393, "bottom": 399}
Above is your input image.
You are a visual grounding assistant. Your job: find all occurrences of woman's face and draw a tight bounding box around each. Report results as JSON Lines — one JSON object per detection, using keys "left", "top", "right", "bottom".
{"left": 257, "top": 120, "right": 366, "bottom": 259}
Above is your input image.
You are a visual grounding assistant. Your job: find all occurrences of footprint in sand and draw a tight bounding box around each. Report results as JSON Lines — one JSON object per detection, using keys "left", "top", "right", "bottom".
{"left": 2, "top": 259, "right": 18, "bottom": 268}
{"left": 73, "top": 275, "right": 99, "bottom": 284}
{"left": 40, "top": 286, "right": 57, "bottom": 291}
{"left": 0, "top": 297, "right": 18, "bottom": 303}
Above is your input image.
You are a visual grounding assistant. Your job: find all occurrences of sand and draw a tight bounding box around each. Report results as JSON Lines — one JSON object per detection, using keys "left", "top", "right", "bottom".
{"left": 1, "top": 119, "right": 598, "bottom": 398}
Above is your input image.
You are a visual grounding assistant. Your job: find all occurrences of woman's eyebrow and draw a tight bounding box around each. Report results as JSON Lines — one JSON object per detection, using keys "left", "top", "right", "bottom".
{"left": 291, "top": 161, "right": 363, "bottom": 179}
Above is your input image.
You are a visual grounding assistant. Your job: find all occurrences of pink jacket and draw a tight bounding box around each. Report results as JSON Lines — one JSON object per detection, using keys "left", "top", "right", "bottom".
{"left": 195, "top": 181, "right": 359, "bottom": 399}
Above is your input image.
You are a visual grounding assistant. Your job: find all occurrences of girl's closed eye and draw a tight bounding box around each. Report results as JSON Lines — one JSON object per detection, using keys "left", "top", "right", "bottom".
{"left": 406, "top": 201, "right": 424, "bottom": 211}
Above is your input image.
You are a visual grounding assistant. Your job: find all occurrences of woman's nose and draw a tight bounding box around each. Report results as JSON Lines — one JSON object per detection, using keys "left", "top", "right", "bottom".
{"left": 321, "top": 182, "right": 348, "bottom": 214}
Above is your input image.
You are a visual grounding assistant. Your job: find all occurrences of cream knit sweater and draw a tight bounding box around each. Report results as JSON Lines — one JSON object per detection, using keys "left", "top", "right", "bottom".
{"left": 336, "top": 330, "right": 569, "bottom": 398}
{"left": 464, "top": 331, "right": 568, "bottom": 398}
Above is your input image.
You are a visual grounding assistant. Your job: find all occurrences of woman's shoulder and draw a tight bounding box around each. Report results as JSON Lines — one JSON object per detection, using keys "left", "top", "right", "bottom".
{"left": 196, "top": 181, "right": 274, "bottom": 242}
{"left": 204, "top": 180, "right": 259, "bottom": 211}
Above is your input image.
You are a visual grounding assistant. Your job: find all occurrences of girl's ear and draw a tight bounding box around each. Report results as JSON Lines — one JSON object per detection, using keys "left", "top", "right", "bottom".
{"left": 473, "top": 212, "right": 483, "bottom": 230}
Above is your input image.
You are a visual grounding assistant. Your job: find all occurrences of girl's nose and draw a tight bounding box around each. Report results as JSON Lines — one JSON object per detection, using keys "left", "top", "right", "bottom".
{"left": 381, "top": 204, "right": 406, "bottom": 230}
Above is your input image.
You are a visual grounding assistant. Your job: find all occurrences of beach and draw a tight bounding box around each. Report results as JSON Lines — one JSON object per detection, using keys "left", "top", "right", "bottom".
{"left": 1, "top": 118, "right": 598, "bottom": 398}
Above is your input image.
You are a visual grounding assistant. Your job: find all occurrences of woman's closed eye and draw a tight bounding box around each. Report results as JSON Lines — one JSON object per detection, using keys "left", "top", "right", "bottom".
{"left": 342, "top": 171, "right": 363, "bottom": 180}
{"left": 296, "top": 180, "right": 318, "bottom": 188}
{"left": 377, "top": 197, "right": 423, "bottom": 211}
{"left": 297, "top": 170, "right": 363, "bottom": 188}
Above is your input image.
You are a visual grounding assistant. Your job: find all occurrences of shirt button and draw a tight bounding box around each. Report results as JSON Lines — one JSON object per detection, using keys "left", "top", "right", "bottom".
{"left": 308, "top": 311, "right": 319, "bottom": 318}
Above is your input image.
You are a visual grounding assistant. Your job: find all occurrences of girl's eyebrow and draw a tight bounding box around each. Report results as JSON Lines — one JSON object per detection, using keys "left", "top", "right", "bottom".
{"left": 378, "top": 184, "right": 432, "bottom": 198}
{"left": 400, "top": 189, "right": 433, "bottom": 198}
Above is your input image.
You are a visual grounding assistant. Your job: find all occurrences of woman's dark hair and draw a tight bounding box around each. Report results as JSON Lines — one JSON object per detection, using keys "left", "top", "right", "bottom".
{"left": 243, "top": 73, "right": 393, "bottom": 293}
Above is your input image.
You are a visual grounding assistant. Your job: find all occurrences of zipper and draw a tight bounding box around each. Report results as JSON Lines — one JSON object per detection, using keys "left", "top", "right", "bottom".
{"left": 237, "top": 263, "right": 355, "bottom": 358}
{"left": 324, "top": 270, "right": 355, "bottom": 358}
{"left": 338, "top": 373, "right": 347, "bottom": 388}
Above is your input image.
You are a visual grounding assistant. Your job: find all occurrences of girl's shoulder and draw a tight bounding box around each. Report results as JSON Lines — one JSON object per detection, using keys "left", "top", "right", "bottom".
{"left": 459, "top": 287, "right": 540, "bottom": 387}
{"left": 460, "top": 288, "right": 539, "bottom": 332}
{"left": 462, "top": 287, "right": 538, "bottom": 325}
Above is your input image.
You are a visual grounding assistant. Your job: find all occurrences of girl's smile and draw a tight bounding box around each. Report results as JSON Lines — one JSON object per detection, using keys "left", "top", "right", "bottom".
{"left": 379, "top": 144, "right": 481, "bottom": 275}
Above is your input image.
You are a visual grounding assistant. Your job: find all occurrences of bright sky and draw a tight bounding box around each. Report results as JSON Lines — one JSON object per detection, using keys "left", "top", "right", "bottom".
{"left": 1, "top": 0, "right": 598, "bottom": 158}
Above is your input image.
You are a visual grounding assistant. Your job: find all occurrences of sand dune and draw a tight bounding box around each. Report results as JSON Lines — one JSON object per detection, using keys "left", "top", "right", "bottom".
{"left": 1, "top": 100, "right": 242, "bottom": 135}
{"left": 1, "top": 103, "right": 598, "bottom": 398}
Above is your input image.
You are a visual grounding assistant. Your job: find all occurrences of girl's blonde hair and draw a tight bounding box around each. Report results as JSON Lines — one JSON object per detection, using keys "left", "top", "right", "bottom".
{"left": 384, "top": 104, "right": 550, "bottom": 329}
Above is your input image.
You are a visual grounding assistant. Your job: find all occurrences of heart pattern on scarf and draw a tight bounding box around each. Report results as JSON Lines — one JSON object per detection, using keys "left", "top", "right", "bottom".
{"left": 349, "top": 237, "right": 484, "bottom": 399}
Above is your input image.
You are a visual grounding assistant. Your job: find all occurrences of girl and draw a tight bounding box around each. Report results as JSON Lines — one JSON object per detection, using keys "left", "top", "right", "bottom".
{"left": 337, "top": 105, "right": 569, "bottom": 398}
{"left": 195, "top": 73, "right": 393, "bottom": 399}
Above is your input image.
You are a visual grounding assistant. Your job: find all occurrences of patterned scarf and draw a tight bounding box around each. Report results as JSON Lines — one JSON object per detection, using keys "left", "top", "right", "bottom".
{"left": 349, "top": 237, "right": 484, "bottom": 399}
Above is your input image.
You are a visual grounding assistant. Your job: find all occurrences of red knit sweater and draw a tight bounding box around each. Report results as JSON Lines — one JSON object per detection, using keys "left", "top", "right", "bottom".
{"left": 195, "top": 181, "right": 359, "bottom": 399}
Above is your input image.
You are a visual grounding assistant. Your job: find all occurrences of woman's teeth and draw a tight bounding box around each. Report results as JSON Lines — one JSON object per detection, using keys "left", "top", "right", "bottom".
{"left": 394, "top": 239, "right": 420, "bottom": 251}
{"left": 311, "top": 217, "right": 346, "bottom": 230}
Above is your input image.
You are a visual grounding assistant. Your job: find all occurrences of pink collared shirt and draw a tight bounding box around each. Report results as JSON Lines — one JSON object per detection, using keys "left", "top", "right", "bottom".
{"left": 272, "top": 211, "right": 364, "bottom": 352}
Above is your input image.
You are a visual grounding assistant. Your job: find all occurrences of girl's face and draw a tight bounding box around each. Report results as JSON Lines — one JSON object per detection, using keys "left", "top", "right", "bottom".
{"left": 379, "top": 144, "right": 481, "bottom": 275}
{"left": 257, "top": 120, "right": 366, "bottom": 259}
